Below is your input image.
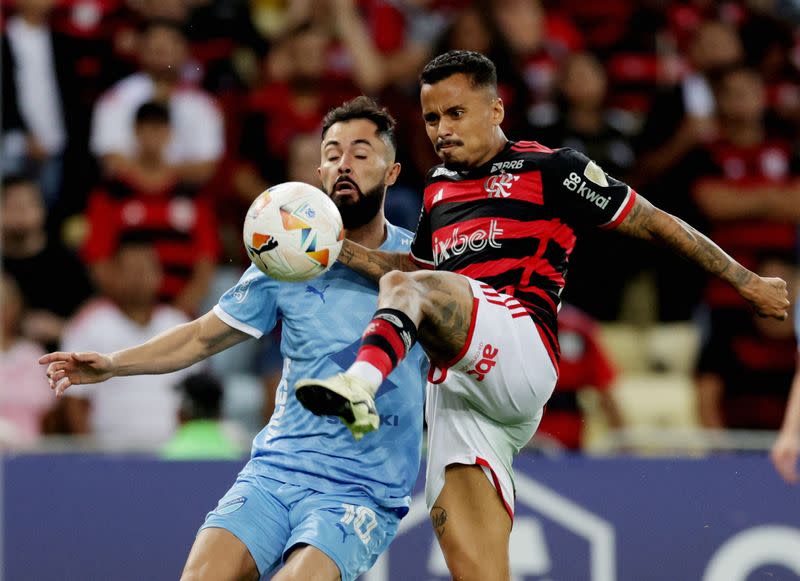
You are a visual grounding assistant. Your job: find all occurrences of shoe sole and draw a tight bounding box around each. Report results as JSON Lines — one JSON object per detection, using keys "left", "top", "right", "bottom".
{"left": 296, "top": 385, "right": 357, "bottom": 424}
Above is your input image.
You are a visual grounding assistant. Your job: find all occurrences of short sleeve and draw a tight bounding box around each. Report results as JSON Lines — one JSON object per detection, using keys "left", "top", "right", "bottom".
{"left": 213, "top": 265, "right": 279, "bottom": 339}
{"left": 181, "top": 95, "right": 224, "bottom": 161}
{"left": 90, "top": 95, "right": 131, "bottom": 157}
{"left": 409, "top": 205, "right": 434, "bottom": 268}
{"left": 544, "top": 148, "right": 637, "bottom": 230}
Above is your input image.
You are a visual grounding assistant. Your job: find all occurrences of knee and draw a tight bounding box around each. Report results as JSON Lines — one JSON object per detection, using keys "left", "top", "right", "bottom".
{"left": 379, "top": 269, "right": 413, "bottom": 291}
{"left": 378, "top": 270, "right": 421, "bottom": 302}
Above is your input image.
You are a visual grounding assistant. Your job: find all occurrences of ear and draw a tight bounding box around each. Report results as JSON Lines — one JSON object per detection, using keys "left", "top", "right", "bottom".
{"left": 492, "top": 97, "right": 505, "bottom": 127}
{"left": 385, "top": 162, "right": 401, "bottom": 187}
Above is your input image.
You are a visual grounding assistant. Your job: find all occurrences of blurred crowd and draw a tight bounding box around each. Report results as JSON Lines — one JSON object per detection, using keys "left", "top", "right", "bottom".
{"left": 2, "top": 0, "right": 800, "bottom": 455}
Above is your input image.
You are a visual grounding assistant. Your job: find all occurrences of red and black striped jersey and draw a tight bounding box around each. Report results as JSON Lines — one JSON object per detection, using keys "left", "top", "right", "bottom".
{"left": 410, "top": 140, "right": 637, "bottom": 363}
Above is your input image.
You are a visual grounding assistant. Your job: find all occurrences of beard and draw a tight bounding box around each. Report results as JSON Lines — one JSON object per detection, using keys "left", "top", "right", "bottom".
{"left": 329, "top": 178, "right": 385, "bottom": 229}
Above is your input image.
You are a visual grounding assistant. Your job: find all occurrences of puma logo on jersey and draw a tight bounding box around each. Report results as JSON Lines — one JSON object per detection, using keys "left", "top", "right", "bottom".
{"left": 491, "top": 160, "right": 524, "bottom": 173}
{"left": 562, "top": 172, "right": 611, "bottom": 209}
{"left": 467, "top": 344, "right": 499, "bottom": 381}
{"left": 432, "top": 220, "right": 503, "bottom": 266}
{"left": 336, "top": 522, "right": 357, "bottom": 543}
{"left": 305, "top": 284, "right": 330, "bottom": 303}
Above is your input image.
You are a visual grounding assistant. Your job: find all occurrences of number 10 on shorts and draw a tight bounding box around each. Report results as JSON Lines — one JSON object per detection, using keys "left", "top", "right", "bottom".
{"left": 340, "top": 503, "right": 378, "bottom": 544}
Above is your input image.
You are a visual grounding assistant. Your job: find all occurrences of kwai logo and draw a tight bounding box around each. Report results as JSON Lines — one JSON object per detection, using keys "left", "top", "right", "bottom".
{"left": 433, "top": 220, "right": 503, "bottom": 266}
{"left": 484, "top": 173, "right": 520, "bottom": 198}
{"left": 562, "top": 172, "right": 611, "bottom": 209}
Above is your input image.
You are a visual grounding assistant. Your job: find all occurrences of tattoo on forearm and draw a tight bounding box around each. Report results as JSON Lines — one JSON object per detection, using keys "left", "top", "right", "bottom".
{"left": 663, "top": 216, "right": 752, "bottom": 287}
{"left": 619, "top": 198, "right": 752, "bottom": 289}
{"left": 431, "top": 506, "right": 447, "bottom": 539}
{"left": 337, "top": 240, "right": 414, "bottom": 282}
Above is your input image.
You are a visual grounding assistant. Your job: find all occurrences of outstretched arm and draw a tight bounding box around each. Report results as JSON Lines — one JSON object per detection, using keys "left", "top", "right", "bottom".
{"left": 615, "top": 195, "right": 790, "bottom": 319}
{"left": 40, "top": 310, "right": 250, "bottom": 396}
{"left": 338, "top": 239, "right": 421, "bottom": 283}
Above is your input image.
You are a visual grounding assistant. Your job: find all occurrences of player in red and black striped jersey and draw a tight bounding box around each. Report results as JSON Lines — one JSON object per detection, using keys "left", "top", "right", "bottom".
{"left": 296, "top": 50, "right": 790, "bottom": 581}
{"left": 408, "top": 140, "right": 635, "bottom": 365}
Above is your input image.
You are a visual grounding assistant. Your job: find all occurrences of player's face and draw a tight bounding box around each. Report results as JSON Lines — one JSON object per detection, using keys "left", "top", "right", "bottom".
{"left": 319, "top": 119, "right": 400, "bottom": 229}
{"left": 421, "top": 73, "right": 504, "bottom": 169}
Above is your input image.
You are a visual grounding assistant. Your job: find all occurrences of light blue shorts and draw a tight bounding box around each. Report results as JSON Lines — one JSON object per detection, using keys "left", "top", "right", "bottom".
{"left": 200, "top": 473, "right": 402, "bottom": 581}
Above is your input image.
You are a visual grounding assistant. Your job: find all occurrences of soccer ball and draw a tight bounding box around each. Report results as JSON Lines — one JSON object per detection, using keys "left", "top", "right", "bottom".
{"left": 243, "top": 182, "right": 344, "bottom": 282}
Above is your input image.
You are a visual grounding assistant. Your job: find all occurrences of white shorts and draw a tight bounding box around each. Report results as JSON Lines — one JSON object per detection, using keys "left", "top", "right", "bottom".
{"left": 425, "top": 277, "right": 558, "bottom": 519}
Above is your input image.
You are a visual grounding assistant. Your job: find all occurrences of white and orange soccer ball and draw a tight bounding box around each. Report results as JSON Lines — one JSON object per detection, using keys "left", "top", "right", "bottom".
{"left": 243, "top": 182, "right": 344, "bottom": 282}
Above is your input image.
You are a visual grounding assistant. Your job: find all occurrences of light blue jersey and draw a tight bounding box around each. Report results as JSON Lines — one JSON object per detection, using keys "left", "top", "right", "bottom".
{"left": 214, "top": 223, "right": 427, "bottom": 510}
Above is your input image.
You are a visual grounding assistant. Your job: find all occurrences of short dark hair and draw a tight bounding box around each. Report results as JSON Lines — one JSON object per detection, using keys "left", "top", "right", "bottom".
{"left": 0, "top": 174, "right": 39, "bottom": 206}
{"left": 1, "top": 173, "right": 36, "bottom": 191}
{"left": 420, "top": 50, "right": 497, "bottom": 90}
{"left": 135, "top": 101, "right": 170, "bottom": 126}
{"left": 139, "top": 18, "right": 187, "bottom": 40}
{"left": 321, "top": 96, "right": 397, "bottom": 151}
{"left": 176, "top": 373, "right": 224, "bottom": 419}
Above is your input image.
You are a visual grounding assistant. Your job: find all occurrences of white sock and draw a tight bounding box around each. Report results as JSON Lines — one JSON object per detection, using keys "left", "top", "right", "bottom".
{"left": 346, "top": 361, "right": 383, "bottom": 395}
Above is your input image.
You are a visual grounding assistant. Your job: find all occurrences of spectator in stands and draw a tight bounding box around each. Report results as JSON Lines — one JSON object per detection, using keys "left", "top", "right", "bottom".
{"left": 740, "top": 11, "right": 800, "bottom": 134}
{"left": 692, "top": 65, "right": 800, "bottom": 317}
{"left": 160, "top": 373, "right": 244, "bottom": 460}
{"left": 635, "top": 21, "right": 743, "bottom": 192}
{"left": 633, "top": 20, "right": 745, "bottom": 321}
{"left": 0, "top": 273, "right": 53, "bottom": 448}
{"left": 772, "top": 293, "right": 800, "bottom": 484}
{"left": 536, "top": 304, "right": 624, "bottom": 450}
{"left": 696, "top": 254, "right": 797, "bottom": 430}
{"left": 82, "top": 101, "right": 220, "bottom": 316}
{"left": 90, "top": 19, "right": 224, "bottom": 186}
{"left": 1, "top": 0, "right": 90, "bottom": 209}
{"left": 490, "top": 0, "right": 582, "bottom": 127}
{"left": 232, "top": 21, "right": 358, "bottom": 202}
{"left": 62, "top": 240, "right": 198, "bottom": 448}
{"left": 1, "top": 175, "right": 93, "bottom": 349}
{"left": 535, "top": 52, "right": 640, "bottom": 320}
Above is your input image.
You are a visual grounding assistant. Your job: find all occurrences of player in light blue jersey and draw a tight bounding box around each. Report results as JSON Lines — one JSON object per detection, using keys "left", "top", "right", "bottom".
{"left": 41, "top": 97, "right": 428, "bottom": 581}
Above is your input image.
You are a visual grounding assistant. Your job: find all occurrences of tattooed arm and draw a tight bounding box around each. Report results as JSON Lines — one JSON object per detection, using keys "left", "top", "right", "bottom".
{"left": 615, "top": 195, "right": 790, "bottom": 319}
{"left": 338, "top": 239, "right": 421, "bottom": 282}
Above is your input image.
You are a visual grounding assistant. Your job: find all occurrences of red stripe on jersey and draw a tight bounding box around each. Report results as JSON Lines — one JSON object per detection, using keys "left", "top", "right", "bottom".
{"left": 511, "top": 140, "right": 552, "bottom": 153}
{"left": 517, "top": 284, "right": 558, "bottom": 312}
{"left": 424, "top": 172, "right": 543, "bottom": 211}
{"left": 600, "top": 188, "right": 637, "bottom": 230}
{"left": 457, "top": 256, "right": 565, "bottom": 287}
{"left": 431, "top": 218, "right": 576, "bottom": 251}
{"left": 534, "top": 321, "right": 560, "bottom": 372}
